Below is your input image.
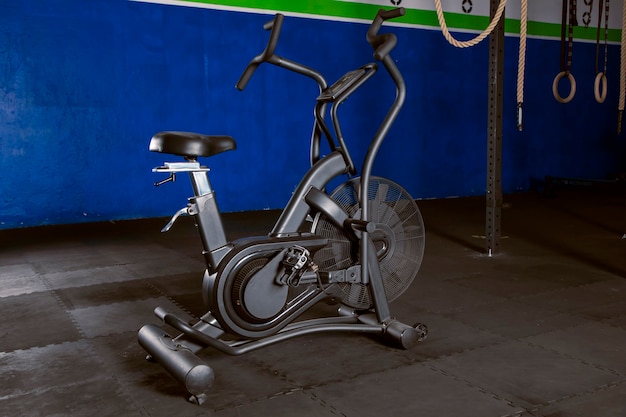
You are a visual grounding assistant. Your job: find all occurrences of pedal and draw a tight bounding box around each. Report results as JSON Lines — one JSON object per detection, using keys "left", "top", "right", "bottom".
{"left": 278, "top": 245, "right": 318, "bottom": 286}
{"left": 284, "top": 245, "right": 310, "bottom": 270}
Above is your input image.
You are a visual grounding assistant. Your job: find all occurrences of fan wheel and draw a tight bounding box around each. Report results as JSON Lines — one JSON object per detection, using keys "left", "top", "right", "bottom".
{"left": 312, "top": 176, "right": 425, "bottom": 309}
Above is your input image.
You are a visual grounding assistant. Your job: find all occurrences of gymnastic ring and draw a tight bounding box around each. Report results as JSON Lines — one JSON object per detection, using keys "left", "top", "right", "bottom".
{"left": 594, "top": 72, "right": 607, "bottom": 103}
{"left": 552, "top": 71, "right": 576, "bottom": 103}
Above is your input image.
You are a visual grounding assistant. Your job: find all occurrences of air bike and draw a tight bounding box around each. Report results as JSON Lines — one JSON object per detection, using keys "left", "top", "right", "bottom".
{"left": 138, "top": 7, "right": 427, "bottom": 404}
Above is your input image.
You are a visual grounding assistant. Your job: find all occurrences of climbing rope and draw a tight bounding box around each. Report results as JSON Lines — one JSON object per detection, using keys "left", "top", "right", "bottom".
{"left": 434, "top": 0, "right": 507, "bottom": 48}
{"left": 517, "top": 0, "right": 528, "bottom": 130}
{"left": 618, "top": 0, "right": 626, "bottom": 133}
{"left": 553, "top": 0, "right": 578, "bottom": 103}
{"left": 594, "top": 0, "right": 610, "bottom": 103}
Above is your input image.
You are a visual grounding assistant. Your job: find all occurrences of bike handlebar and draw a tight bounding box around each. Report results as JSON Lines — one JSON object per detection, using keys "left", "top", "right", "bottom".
{"left": 236, "top": 14, "right": 285, "bottom": 91}
{"left": 366, "top": 7, "right": 405, "bottom": 60}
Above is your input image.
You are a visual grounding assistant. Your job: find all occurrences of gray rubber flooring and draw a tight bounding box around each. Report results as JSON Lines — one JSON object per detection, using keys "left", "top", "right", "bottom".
{"left": 1, "top": 189, "right": 625, "bottom": 416}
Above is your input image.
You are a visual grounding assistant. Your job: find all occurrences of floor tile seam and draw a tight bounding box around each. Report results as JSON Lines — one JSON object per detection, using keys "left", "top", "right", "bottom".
{"left": 520, "top": 338, "right": 626, "bottom": 378}
{"left": 218, "top": 359, "right": 521, "bottom": 417}
{"left": 252, "top": 351, "right": 524, "bottom": 412}
{"left": 307, "top": 392, "right": 349, "bottom": 417}
{"left": 1, "top": 356, "right": 150, "bottom": 417}
{"left": 0, "top": 268, "right": 38, "bottom": 280}
{"left": 422, "top": 361, "right": 525, "bottom": 416}
{"left": 0, "top": 336, "right": 136, "bottom": 408}
{"left": 102, "top": 371, "right": 154, "bottom": 417}
{"left": 59, "top": 330, "right": 152, "bottom": 416}
{"left": 207, "top": 377, "right": 308, "bottom": 413}
{"left": 140, "top": 277, "right": 199, "bottom": 320}
{"left": 523, "top": 377, "right": 626, "bottom": 417}
{"left": 423, "top": 336, "right": 626, "bottom": 410}
{"left": 244, "top": 353, "right": 429, "bottom": 403}
{"left": 242, "top": 355, "right": 353, "bottom": 397}
{"left": 433, "top": 309, "right": 522, "bottom": 342}
{"left": 38, "top": 274, "right": 88, "bottom": 339}
{"left": 424, "top": 358, "right": 626, "bottom": 417}
{"left": 207, "top": 387, "right": 345, "bottom": 415}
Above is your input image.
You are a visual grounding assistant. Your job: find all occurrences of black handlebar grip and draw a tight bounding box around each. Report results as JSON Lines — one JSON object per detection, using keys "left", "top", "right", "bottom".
{"left": 236, "top": 14, "right": 285, "bottom": 91}
{"left": 379, "top": 7, "right": 405, "bottom": 20}
{"left": 366, "top": 7, "right": 405, "bottom": 61}
{"left": 236, "top": 64, "right": 259, "bottom": 91}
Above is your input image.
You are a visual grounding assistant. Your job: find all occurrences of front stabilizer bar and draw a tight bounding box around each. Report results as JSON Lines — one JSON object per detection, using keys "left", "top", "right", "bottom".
{"left": 137, "top": 324, "right": 214, "bottom": 405}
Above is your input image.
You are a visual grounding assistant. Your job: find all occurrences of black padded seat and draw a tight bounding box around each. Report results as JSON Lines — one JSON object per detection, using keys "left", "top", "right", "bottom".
{"left": 149, "top": 131, "right": 236, "bottom": 158}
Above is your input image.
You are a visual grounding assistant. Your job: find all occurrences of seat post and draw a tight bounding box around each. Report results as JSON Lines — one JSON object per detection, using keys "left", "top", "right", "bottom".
{"left": 188, "top": 170, "right": 229, "bottom": 271}
{"left": 190, "top": 170, "right": 213, "bottom": 197}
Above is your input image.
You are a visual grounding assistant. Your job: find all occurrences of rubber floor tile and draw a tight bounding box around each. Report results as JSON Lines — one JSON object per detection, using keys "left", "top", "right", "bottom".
{"left": 429, "top": 339, "right": 620, "bottom": 409}
{"left": 167, "top": 292, "right": 207, "bottom": 318}
{"left": 508, "top": 260, "right": 618, "bottom": 287}
{"left": 30, "top": 252, "right": 120, "bottom": 275}
{"left": 524, "top": 322, "right": 626, "bottom": 374}
{"left": 520, "top": 278, "right": 626, "bottom": 315}
{"left": 20, "top": 240, "right": 93, "bottom": 263}
{"left": 124, "top": 256, "right": 205, "bottom": 279}
{"left": 97, "top": 242, "right": 194, "bottom": 263}
{"left": 309, "top": 362, "right": 525, "bottom": 417}
{"left": 41, "top": 264, "right": 139, "bottom": 290}
{"left": 0, "top": 248, "right": 28, "bottom": 267}
{"left": 0, "top": 340, "right": 103, "bottom": 399}
{"left": 452, "top": 268, "right": 574, "bottom": 299}
{"left": 0, "top": 291, "right": 82, "bottom": 352}
{"left": 0, "top": 264, "right": 47, "bottom": 297}
{"left": 417, "top": 251, "right": 486, "bottom": 281}
{"left": 243, "top": 331, "right": 412, "bottom": 388}
{"left": 538, "top": 382, "right": 626, "bottom": 417}
{"left": 147, "top": 271, "right": 204, "bottom": 297}
{"left": 576, "top": 298, "right": 626, "bottom": 325}
{"left": 1, "top": 377, "right": 138, "bottom": 417}
{"left": 0, "top": 263, "right": 38, "bottom": 281}
{"left": 447, "top": 299, "right": 589, "bottom": 339}
{"left": 55, "top": 278, "right": 161, "bottom": 309}
{"left": 68, "top": 297, "right": 194, "bottom": 338}
{"left": 405, "top": 279, "right": 505, "bottom": 314}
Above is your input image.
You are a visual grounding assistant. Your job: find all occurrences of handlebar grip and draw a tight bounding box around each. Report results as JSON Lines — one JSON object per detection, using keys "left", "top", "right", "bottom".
{"left": 236, "top": 64, "right": 258, "bottom": 91}
{"left": 263, "top": 16, "right": 277, "bottom": 31}
{"left": 236, "top": 14, "right": 285, "bottom": 91}
{"left": 379, "top": 7, "right": 405, "bottom": 20}
{"left": 366, "top": 7, "right": 405, "bottom": 61}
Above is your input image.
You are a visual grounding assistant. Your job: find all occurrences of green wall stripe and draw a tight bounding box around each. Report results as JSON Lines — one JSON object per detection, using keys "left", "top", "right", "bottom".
{"left": 136, "top": 0, "right": 623, "bottom": 43}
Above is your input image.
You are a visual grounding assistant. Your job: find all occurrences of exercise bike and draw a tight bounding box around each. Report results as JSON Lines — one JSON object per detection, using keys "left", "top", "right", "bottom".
{"left": 138, "top": 7, "right": 427, "bottom": 404}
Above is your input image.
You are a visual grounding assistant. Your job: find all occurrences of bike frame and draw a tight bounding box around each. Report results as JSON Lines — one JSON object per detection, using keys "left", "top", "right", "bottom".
{"left": 138, "top": 8, "right": 427, "bottom": 405}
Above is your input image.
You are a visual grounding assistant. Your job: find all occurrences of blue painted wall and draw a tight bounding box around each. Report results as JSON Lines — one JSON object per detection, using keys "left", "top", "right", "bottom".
{"left": 1, "top": 0, "right": 624, "bottom": 229}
